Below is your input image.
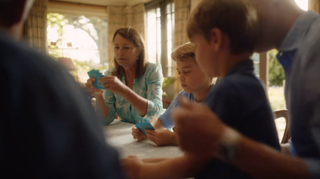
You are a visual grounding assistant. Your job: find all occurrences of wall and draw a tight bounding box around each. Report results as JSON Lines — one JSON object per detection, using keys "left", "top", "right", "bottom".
{"left": 191, "top": 0, "right": 202, "bottom": 10}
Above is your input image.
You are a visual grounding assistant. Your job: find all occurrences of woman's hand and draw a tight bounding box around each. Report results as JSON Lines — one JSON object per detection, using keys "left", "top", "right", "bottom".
{"left": 121, "top": 155, "right": 143, "bottom": 179}
{"left": 85, "top": 78, "right": 102, "bottom": 97}
{"left": 100, "top": 76, "right": 129, "bottom": 96}
{"left": 132, "top": 127, "right": 147, "bottom": 141}
{"left": 145, "top": 129, "right": 176, "bottom": 146}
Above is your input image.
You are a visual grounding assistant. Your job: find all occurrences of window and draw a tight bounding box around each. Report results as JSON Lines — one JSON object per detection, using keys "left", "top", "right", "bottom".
{"left": 145, "top": 0, "right": 175, "bottom": 77}
{"left": 47, "top": 13, "right": 108, "bottom": 82}
{"left": 252, "top": 53, "right": 260, "bottom": 77}
{"left": 295, "top": 0, "right": 308, "bottom": 11}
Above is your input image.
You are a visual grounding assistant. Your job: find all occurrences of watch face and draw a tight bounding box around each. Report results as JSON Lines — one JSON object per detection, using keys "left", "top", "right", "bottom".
{"left": 219, "top": 143, "right": 236, "bottom": 162}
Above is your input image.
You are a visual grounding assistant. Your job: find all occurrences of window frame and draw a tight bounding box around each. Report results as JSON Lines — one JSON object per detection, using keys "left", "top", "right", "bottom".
{"left": 145, "top": 0, "right": 174, "bottom": 77}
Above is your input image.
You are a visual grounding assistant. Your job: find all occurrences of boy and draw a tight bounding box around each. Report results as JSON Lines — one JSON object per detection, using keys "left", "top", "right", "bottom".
{"left": 122, "top": 0, "right": 280, "bottom": 178}
{"left": 172, "top": 0, "right": 320, "bottom": 178}
{"left": 131, "top": 42, "right": 214, "bottom": 146}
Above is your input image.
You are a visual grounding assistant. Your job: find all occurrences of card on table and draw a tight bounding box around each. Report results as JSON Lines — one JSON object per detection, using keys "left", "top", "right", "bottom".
{"left": 135, "top": 122, "right": 155, "bottom": 136}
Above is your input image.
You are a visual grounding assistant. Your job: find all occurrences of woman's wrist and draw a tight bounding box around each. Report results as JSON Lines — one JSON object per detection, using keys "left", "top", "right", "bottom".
{"left": 120, "top": 85, "right": 132, "bottom": 98}
{"left": 94, "top": 92, "right": 104, "bottom": 99}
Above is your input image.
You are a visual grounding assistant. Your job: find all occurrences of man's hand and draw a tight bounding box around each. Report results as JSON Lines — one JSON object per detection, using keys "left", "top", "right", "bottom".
{"left": 145, "top": 129, "right": 176, "bottom": 146}
{"left": 121, "top": 155, "right": 143, "bottom": 179}
{"left": 132, "top": 127, "right": 147, "bottom": 141}
{"left": 171, "top": 96, "right": 227, "bottom": 156}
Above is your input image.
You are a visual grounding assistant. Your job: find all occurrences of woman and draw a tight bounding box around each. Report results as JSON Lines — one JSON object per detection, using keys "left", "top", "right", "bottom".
{"left": 85, "top": 27, "right": 163, "bottom": 125}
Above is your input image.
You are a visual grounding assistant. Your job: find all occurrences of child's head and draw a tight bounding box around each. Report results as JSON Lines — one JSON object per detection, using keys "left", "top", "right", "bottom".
{"left": 187, "top": 0, "right": 258, "bottom": 78}
{"left": 172, "top": 42, "right": 212, "bottom": 93}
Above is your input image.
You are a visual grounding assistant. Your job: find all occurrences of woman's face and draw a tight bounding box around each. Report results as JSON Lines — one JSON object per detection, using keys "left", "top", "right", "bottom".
{"left": 113, "top": 34, "right": 141, "bottom": 68}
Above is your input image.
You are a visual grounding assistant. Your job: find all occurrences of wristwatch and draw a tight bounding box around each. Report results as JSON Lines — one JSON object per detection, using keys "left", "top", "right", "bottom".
{"left": 218, "top": 128, "right": 240, "bottom": 162}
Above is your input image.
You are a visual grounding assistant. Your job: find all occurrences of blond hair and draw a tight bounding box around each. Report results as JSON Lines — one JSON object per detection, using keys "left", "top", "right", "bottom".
{"left": 171, "top": 42, "right": 196, "bottom": 62}
{"left": 187, "top": 0, "right": 258, "bottom": 54}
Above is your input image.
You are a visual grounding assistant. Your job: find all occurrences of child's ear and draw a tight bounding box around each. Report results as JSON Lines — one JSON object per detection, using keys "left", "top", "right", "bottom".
{"left": 210, "top": 28, "right": 223, "bottom": 51}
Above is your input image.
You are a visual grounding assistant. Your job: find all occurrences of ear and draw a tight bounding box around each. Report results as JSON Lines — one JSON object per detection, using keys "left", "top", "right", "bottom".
{"left": 136, "top": 47, "right": 142, "bottom": 56}
{"left": 209, "top": 28, "right": 223, "bottom": 52}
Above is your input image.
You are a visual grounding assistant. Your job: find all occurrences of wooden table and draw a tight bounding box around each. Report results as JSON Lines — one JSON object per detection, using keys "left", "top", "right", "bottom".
{"left": 104, "top": 120, "right": 183, "bottom": 159}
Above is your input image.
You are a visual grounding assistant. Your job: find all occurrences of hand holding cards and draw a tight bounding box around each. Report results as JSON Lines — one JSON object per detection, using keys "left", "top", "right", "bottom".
{"left": 87, "top": 69, "right": 105, "bottom": 89}
{"left": 135, "top": 122, "right": 155, "bottom": 136}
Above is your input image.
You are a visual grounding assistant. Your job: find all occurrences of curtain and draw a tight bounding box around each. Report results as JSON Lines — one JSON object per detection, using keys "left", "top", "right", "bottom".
{"left": 130, "top": 4, "right": 146, "bottom": 39}
{"left": 107, "top": 4, "right": 145, "bottom": 68}
{"left": 107, "top": 6, "right": 126, "bottom": 67}
{"left": 173, "top": 0, "right": 190, "bottom": 95}
{"left": 309, "top": 0, "right": 320, "bottom": 13}
{"left": 24, "top": 0, "right": 48, "bottom": 53}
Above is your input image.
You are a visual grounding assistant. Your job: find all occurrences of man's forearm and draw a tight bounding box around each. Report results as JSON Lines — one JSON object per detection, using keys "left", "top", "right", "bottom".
{"left": 231, "top": 133, "right": 310, "bottom": 179}
{"left": 140, "top": 156, "right": 191, "bottom": 179}
{"left": 142, "top": 157, "right": 169, "bottom": 163}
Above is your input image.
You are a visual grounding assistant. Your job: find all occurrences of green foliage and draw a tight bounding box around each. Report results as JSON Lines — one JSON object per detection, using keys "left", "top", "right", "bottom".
{"left": 268, "top": 49, "right": 285, "bottom": 86}
{"left": 162, "top": 77, "right": 175, "bottom": 89}
{"left": 268, "top": 86, "right": 286, "bottom": 110}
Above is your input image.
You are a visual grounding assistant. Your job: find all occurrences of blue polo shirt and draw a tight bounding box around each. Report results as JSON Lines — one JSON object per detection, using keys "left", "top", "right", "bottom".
{"left": 277, "top": 11, "right": 320, "bottom": 178}
{"left": 196, "top": 60, "right": 280, "bottom": 179}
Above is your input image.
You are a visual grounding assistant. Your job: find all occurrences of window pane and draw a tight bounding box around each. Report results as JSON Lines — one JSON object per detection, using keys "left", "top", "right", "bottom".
{"left": 145, "top": 1, "right": 175, "bottom": 77}
{"left": 146, "top": 7, "right": 161, "bottom": 64}
{"left": 47, "top": 13, "right": 108, "bottom": 83}
{"left": 156, "top": 7, "right": 161, "bottom": 64}
{"left": 166, "top": 2, "right": 174, "bottom": 77}
{"left": 251, "top": 53, "right": 260, "bottom": 77}
{"left": 147, "top": 10, "right": 157, "bottom": 63}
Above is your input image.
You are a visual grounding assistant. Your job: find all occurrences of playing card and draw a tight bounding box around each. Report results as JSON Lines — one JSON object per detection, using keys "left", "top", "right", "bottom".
{"left": 87, "top": 69, "right": 97, "bottom": 78}
{"left": 136, "top": 122, "right": 155, "bottom": 136}
{"left": 94, "top": 72, "right": 105, "bottom": 89}
{"left": 88, "top": 69, "right": 105, "bottom": 89}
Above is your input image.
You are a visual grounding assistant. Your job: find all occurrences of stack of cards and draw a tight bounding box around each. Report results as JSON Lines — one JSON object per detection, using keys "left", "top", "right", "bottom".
{"left": 87, "top": 69, "right": 105, "bottom": 89}
{"left": 136, "top": 122, "right": 155, "bottom": 136}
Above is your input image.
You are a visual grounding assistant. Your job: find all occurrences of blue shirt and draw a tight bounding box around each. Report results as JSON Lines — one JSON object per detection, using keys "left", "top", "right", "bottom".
{"left": 159, "top": 85, "right": 215, "bottom": 129}
{"left": 277, "top": 10, "right": 320, "bottom": 178}
{"left": 196, "top": 60, "right": 280, "bottom": 179}
{"left": 103, "top": 62, "right": 164, "bottom": 125}
{"left": 0, "top": 32, "right": 127, "bottom": 178}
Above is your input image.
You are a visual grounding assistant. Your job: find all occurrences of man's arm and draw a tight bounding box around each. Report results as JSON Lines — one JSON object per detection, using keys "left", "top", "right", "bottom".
{"left": 171, "top": 98, "right": 318, "bottom": 179}
{"left": 122, "top": 154, "right": 207, "bottom": 179}
{"left": 231, "top": 130, "right": 310, "bottom": 179}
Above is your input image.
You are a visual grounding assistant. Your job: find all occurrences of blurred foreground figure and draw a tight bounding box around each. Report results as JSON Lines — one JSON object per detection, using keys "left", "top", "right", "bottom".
{"left": 0, "top": 0, "right": 127, "bottom": 178}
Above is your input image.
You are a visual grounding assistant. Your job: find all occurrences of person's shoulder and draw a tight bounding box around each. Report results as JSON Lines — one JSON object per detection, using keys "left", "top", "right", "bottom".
{"left": 145, "top": 62, "right": 161, "bottom": 71}
{"left": 216, "top": 72, "right": 265, "bottom": 98}
{"left": 308, "top": 15, "right": 320, "bottom": 37}
{"left": 144, "top": 62, "right": 163, "bottom": 80}
{"left": 0, "top": 34, "right": 65, "bottom": 77}
{"left": 167, "top": 90, "right": 192, "bottom": 108}
{"left": 175, "top": 90, "right": 193, "bottom": 100}
{"left": 300, "top": 16, "right": 320, "bottom": 55}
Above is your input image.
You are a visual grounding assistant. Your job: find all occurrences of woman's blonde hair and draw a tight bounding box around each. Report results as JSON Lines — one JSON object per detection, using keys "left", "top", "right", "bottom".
{"left": 171, "top": 42, "right": 196, "bottom": 62}
{"left": 111, "top": 27, "right": 146, "bottom": 78}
